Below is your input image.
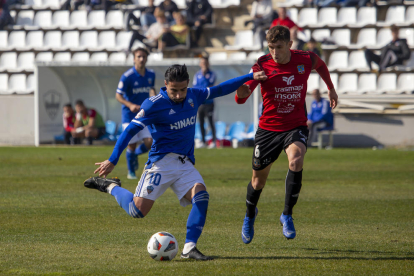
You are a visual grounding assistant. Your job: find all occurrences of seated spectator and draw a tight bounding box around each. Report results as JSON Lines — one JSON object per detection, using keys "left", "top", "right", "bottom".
{"left": 158, "top": 0, "right": 179, "bottom": 24}
{"left": 159, "top": 12, "right": 189, "bottom": 51}
{"left": 290, "top": 28, "right": 305, "bottom": 50}
{"left": 72, "top": 100, "right": 106, "bottom": 145}
{"left": 0, "top": 0, "right": 13, "bottom": 30}
{"left": 62, "top": 103, "right": 79, "bottom": 145}
{"left": 244, "top": 0, "right": 273, "bottom": 48}
{"left": 126, "top": 0, "right": 156, "bottom": 32}
{"left": 364, "top": 25, "right": 410, "bottom": 72}
{"left": 128, "top": 8, "right": 169, "bottom": 52}
{"left": 304, "top": 37, "right": 322, "bottom": 57}
{"left": 307, "top": 89, "right": 333, "bottom": 145}
{"left": 269, "top": 7, "right": 301, "bottom": 30}
{"left": 186, "top": 0, "right": 213, "bottom": 47}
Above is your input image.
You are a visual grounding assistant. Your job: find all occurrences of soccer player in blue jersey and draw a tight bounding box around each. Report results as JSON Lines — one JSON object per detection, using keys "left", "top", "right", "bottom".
{"left": 193, "top": 56, "right": 217, "bottom": 149}
{"left": 84, "top": 64, "right": 267, "bottom": 260}
{"left": 116, "top": 47, "right": 156, "bottom": 180}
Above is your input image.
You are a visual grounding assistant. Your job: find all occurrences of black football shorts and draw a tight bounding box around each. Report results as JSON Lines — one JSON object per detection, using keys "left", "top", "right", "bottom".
{"left": 252, "top": 126, "right": 309, "bottom": 171}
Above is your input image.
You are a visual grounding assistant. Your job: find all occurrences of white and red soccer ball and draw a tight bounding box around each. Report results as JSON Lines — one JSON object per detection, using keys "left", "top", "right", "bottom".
{"left": 147, "top": 232, "right": 178, "bottom": 261}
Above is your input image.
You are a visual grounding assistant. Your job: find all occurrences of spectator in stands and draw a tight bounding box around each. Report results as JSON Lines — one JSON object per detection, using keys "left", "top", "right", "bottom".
{"left": 193, "top": 55, "right": 217, "bottom": 149}
{"left": 125, "top": 0, "right": 157, "bottom": 32}
{"left": 158, "top": 0, "right": 179, "bottom": 24}
{"left": 72, "top": 100, "right": 106, "bottom": 145}
{"left": 364, "top": 25, "right": 410, "bottom": 72}
{"left": 244, "top": 0, "right": 273, "bottom": 47}
{"left": 159, "top": 12, "right": 189, "bottom": 51}
{"left": 290, "top": 28, "right": 305, "bottom": 50}
{"left": 0, "top": 0, "right": 13, "bottom": 30}
{"left": 186, "top": 0, "right": 213, "bottom": 47}
{"left": 304, "top": 37, "right": 322, "bottom": 57}
{"left": 307, "top": 89, "right": 333, "bottom": 145}
{"left": 269, "top": 7, "right": 300, "bottom": 30}
{"left": 128, "top": 8, "right": 169, "bottom": 52}
{"left": 62, "top": 103, "right": 78, "bottom": 145}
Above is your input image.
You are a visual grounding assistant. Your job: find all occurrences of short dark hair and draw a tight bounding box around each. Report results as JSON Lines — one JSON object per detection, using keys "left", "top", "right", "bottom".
{"left": 309, "top": 37, "right": 317, "bottom": 44}
{"left": 75, "top": 100, "right": 84, "bottom": 106}
{"left": 165, "top": 64, "right": 190, "bottom": 83}
{"left": 266, "top": 25, "right": 290, "bottom": 44}
{"left": 390, "top": 24, "right": 399, "bottom": 33}
{"left": 64, "top": 103, "right": 72, "bottom": 108}
{"left": 133, "top": 47, "right": 150, "bottom": 57}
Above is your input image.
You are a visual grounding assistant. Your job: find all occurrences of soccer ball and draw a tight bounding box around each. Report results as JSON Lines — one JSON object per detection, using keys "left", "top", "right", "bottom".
{"left": 147, "top": 232, "right": 179, "bottom": 261}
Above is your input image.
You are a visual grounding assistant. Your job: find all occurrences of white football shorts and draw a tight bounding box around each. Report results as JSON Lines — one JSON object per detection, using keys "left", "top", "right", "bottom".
{"left": 134, "top": 153, "right": 205, "bottom": 207}
{"left": 122, "top": 123, "right": 151, "bottom": 145}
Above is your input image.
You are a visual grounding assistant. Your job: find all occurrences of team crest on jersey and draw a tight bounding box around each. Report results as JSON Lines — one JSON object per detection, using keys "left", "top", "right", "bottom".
{"left": 297, "top": 64, "right": 305, "bottom": 74}
{"left": 148, "top": 78, "right": 152, "bottom": 84}
{"left": 135, "top": 109, "right": 145, "bottom": 119}
{"left": 188, "top": 98, "right": 194, "bottom": 108}
{"left": 147, "top": 185, "right": 154, "bottom": 194}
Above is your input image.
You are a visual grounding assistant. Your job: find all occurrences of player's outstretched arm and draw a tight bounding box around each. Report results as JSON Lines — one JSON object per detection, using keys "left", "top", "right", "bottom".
{"left": 311, "top": 52, "right": 338, "bottom": 109}
{"left": 94, "top": 123, "right": 143, "bottom": 177}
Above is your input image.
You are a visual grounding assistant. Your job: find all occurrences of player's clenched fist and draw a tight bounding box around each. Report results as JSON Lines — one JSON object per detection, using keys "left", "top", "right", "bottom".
{"left": 328, "top": 88, "right": 338, "bottom": 109}
{"left": 94, "top": 160, "right": 115, "bottom": 178}
{"left": 253, "top": 71, "right": 267, "bottom": 81}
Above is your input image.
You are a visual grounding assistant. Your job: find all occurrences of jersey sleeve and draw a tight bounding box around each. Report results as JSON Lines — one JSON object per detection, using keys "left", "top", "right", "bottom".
{"left": 116, "top": 74, "right": 128, "bottom": 95}
{"left": 193, "top": 87, "right": 210, "bottom": 104}
{"left": 310, "top": 52, "right": 334, "bottom": 90}
{"left": 235, "top": 64, "right": 261, "bottom": 104}
{"left": 88, "top": 109, "right": 96, "bottom": 119}
{"left": 130, "top": 98, "right": 159, "bottom": 128}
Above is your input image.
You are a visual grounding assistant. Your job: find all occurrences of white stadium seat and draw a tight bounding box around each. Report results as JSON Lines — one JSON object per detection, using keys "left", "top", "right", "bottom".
{"left": 25, "top": 74, "right": 35, "bottom": 93}
{"left": 108, "top": 52, "right": 126, "bottom": 63}
{"left": 61, "top": 31, "right": 79, "bottom": 50}
{"left": 52, "top": 11, "right": 70, "bottom": 28}
{"left": 228, "top": 52, "right": 247, "bottom": 60}
{"left": 331, "top": 29, "right": 350, "bottom": 47}
{"left": 350, "top": 28, "right": 376, "bottom": 48}
{"left": 115, "top": 31, "right": 132, "bottom": 51}
{"left": 288, "top": 8, "right": 298, "bottom": 23}
{"left": 333, "top": 7, "right": 356, "bottom": 27}
{"left": 36, "top": 52, "right": 54, "bottom": 63}
{"left": 72, "top": 52, "right": 90, "bottom": 62}
{"left": 399, "top": 28, "right": 414, "bottom": 47}
{"left": 0, "top": 74, "right": 8, "bottom": 94}
{"left": 8, "top": 31, "right": 26, "bottom": 49}
{"left": 33, "top": 11, "right": 52, "bottom": 28}
{"left": 328, "top": 51, "right": 348, "bottom": 71}
{"left": 0, "top": 52, "right": 17, "bottom": 71}
{"left": 54, "top": 52, "right": 71, "bottom": 62}
{"left": 307, "top": 73, "right": 319, "bottom": 92}
{"left": 43, "top": 31, "right": 62, "bottom": 50}
{"left": 0, "top": 31, "right": 7, "bottom": 49}
{"left": 357, "top": 73, "right": 376, "bottom": 94}
{"left": 312, "top": 29, "right": 330, "bottom": 42}
{"left": 106, "top": 10, "right": 124, "bottom": 29}
{"left": 8, "top": 74, "right": 27, "bottom": 93}
{"left": 297, "top": 8, "right": 317, "bottom": 27}
{"left": 16, "top": 10, "right": 34, "bottom": 27}
{"left": 376, "top": 28, "right": 392, "bottom": 49}
{"left": 351, "top": 7, "right": 376, "bottom": 27}
{"left": 406, "top": 52, "right": 414, "bottom": 68}
{"left": 348, "top": 51, "right": 370, "bottom": 71}
{"left": 79, "top": 31, "right": 98, "bottom": 50}
{"left": 396, "top": 73, "right": 414, "bottom": 94}
{"left": 88, "top": 10, "right": 106, "bottom": 28}
{"left": 147, "top": 52, "right": 163, "bottom": 61}
{"left": 315, "top": 8, "right": 337, "bottom": 27}
{"left": 42, "top": 0, "right": 60, "bottom": 9}
{"left": 70, "top": 10, "right": 88, "bottom": 29}
{"left": 98, "top": 31, "right": 116, "bottom": 49}
{"left": 337, "top": 73, "right": 358, "bottom": 94}
{"left": 378, "top": 6, "right": 405, "bottom": 26}
{"left": 17, "top": 52, "right": 35, "bottom": 71}
{"left": 224, "top": 30, "right": 261, "bottom": 50}
{"left": 26, "top": 31, "right": 43, "bottom": 49}
{"left": 320, "top": 73, "right": 337, "bottom": 93}
{"left": 404, "top": 6, "right": 414, "bottom": 26}
{"left": 90, "top": 52, "right": 108, "bottom": 62}
{"left": 377, "top": 73, "right": 396, "bottom": 94}
{"left": 209, "top": 52, "right": 227, "bottom": 61}
{"left": 247, "top": 52, "right": 266, "bottom": 61}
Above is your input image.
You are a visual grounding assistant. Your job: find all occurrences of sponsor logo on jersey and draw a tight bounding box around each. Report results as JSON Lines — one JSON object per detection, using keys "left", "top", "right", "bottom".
{"left": 169, "top": 109, "right": 176, "bottom": 115}
{"left": 297, "top": 64, "right": 305, "bottom": 74}
{"left": 134, "top": 81, "right": 139, "bottom": 86}
{"left": 188, "top": 98, "right": 194, "bottom": 108}
{"left": 282, "top": 75, "right": 295, "bottom": 85}
{"left": 118, "top": 81, "right": 124, "bottom": 89}
{"left": 277, "top": 103, "right": 295, "bottom": 113}
{"left": 274, "top": 92, "right": 302, "bottom": 99}
{"left": 135, "top": 109, "right": 145, "bottom": 119}
{"left": 170, "top": 115, "right": 196, "bottom": 130}
{"left": 271, "top": 70, "right": 277, "bottom": 75}
{"left": 133, "top": 87, "right": 151, "bottom": 94}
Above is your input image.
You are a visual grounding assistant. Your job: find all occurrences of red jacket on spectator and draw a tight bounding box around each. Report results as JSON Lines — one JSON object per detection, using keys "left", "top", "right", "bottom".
{"left": 269, "top": 17, "right": 302, "bottom": 31}
{"left": 63, "top": 114, "right": 75, "bottom": 132}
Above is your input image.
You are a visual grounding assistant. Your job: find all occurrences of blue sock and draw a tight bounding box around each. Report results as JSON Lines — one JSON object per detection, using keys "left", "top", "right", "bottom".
{"left": 135, "top": 143, "right": 149, "bottom": 155}
{"left": 111, "top": 186, "right": 144, "bottom": 218}
{"left": 126, "top": 149, "right": 136, "bottom": 174}
{"left": 185, "top": 191, "right": 209, "bottom": 244}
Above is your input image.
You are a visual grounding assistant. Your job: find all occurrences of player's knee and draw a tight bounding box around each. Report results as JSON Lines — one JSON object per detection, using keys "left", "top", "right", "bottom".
{"left": 251, "top": 177, "right": 266, "bottom": 190}
{"left": 128, "top": 201, "right": 145, "bottom": 218}
{"left": 289, "top": 158, "right": 303, "bottom": 171}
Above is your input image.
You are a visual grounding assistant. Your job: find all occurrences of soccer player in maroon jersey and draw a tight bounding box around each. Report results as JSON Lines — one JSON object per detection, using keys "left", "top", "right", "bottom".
{"left": 236, "top": 25, "right": 338, "bottom": 243}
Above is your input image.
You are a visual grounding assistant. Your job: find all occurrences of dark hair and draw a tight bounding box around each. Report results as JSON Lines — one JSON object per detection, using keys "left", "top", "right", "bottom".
{"left": 266, "top": 25, "right": 290, "bottom": 44}
{"left": 64, "top": 103, "right": 72, "bottom": 108}
{"left": 165, "top": 64, "right": 190, "bottom": 83}
{"left": 200, "top": 52, "right": 209, "bottom": 62}
{"left": 309, "top": 38, "right": 317, "bottom": 44}
{"left": 390, "top": 24, "right": 399, "bottom": 33}
{"left": 133, "top": 47, "right": 150, "bottom": 57}
{"left": 75, "top": 100, "right": 84, "bottom": 106}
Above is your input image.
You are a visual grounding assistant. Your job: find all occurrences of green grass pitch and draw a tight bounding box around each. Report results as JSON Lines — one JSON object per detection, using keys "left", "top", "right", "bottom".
{"left": 0, "top": 146, "right": 413, "bottom": 275}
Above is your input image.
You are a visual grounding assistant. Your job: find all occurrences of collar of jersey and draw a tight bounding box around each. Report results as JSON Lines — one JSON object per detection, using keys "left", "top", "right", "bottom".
{"left": 133, "top": 67, "right": 147, "bottom": 78}
{"left": 160, "top": 87, "right": 186, "bottom": 106}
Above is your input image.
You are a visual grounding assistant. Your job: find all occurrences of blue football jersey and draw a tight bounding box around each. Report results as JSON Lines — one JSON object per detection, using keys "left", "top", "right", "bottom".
{"left": 192, "top": 69, "right": 216, "bottom": 104}
{"left": 130, "top": 87, "right": 211, "bottom": 165}
{"left": 116, "top": 67, "right": 156, "bottom": 123}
